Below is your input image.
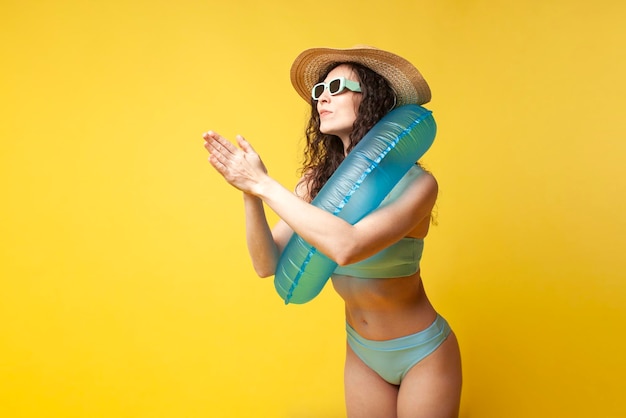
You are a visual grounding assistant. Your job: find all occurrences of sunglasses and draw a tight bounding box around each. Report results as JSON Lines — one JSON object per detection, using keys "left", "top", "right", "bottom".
{"left": 311, "top": 76, "right": 362, "bottom": 100}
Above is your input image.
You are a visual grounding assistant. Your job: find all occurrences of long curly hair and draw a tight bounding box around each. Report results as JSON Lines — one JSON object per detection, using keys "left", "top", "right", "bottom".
{"left": 299, "top": 62, "right": 397, "bottom": 200}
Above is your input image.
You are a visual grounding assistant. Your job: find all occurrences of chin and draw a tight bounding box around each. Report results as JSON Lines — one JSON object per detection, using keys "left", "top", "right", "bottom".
{"left": 320, "top": 124, "right": 339, "bottom": 136}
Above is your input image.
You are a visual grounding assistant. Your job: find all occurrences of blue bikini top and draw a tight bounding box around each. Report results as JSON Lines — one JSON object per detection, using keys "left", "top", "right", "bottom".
{"left": 332, "top": 165, "right": 425, "bottom": 279}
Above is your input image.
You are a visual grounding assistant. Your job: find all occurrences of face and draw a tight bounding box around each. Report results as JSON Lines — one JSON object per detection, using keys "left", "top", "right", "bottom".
{"left": 315, "top": 64, "right": 362, "bottom": 148}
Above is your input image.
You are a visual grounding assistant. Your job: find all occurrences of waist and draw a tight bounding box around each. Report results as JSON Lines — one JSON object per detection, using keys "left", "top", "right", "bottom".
{"left": 346, "top": 313, "right": 450, "bottom": 348}
{"left": 331, "top": 270, "right": 427, "bottom": 311}
{"left": 335, "top": 272, "right": 439, "bottom": 340}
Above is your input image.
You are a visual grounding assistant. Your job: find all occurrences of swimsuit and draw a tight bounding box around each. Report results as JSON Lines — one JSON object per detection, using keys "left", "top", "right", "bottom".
{"left": 333, "top": 165, "right": 426, "bottom": 279}
{"left": 346, "top": 314, "right": 451, "bottom": 385}
{"left": 333, "top": 237, "right": 423, "bottom": 278}
{"left": 334, "top": 165, "right": 424, "bottom": 279}
{"left": 333, "top": 165, "right": 450, "bottom": 384}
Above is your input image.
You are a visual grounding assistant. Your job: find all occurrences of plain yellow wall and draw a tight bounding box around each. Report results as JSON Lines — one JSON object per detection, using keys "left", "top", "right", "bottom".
{"left": 2, "top": 0, "right": 625, "bottom": 417}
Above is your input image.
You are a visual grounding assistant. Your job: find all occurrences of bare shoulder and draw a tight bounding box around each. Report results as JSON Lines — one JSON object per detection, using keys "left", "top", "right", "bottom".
{"left": 418, "top": 169, "right": 438, "bottom": 195}
{"left": 404, "top": 167, "right": 438, "bottom": 204}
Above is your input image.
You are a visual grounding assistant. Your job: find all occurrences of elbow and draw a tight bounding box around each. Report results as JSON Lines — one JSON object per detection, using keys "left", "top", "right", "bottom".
{"left": 333, "top": 244, "right": 361, "bottom": 267}
{"left": 250, "top": 251, "right": 281, "bottom": 278}
{"left": 254, "top": 266, "right": 275, "bottom": 279}
{"left": 251, "top": 260, "right": 276, "bottom": 278}
{"left": 335, "top": 254, "right": 357, "bottom": 267}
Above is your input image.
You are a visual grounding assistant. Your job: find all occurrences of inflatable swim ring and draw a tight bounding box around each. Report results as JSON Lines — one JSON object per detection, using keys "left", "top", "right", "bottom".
{"left": 274, "top": 104, "right": 436, "bottom": 304}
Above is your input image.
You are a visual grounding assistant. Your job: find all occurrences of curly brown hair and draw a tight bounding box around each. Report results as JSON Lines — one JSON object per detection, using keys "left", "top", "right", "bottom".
{"left": 299, "top": 62, "right": 397, "bottom": 200}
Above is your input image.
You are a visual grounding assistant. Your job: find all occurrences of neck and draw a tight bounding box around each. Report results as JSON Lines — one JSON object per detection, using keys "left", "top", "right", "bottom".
{"left": 339, "top": 135, "right": 351, "bottom": 156}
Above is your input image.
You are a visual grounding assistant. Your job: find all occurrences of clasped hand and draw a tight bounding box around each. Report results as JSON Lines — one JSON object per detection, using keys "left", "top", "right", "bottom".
{"left": 203, "top": 131, "right": 268, "bottom": 195}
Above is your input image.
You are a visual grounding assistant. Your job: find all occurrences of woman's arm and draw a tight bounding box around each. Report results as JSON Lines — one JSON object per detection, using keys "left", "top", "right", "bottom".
{"left": 254, "top": 172, "right": 437, "bottom": 266}
{"left": 204, "top": 131, "right": 436, "bottom": 266}
{"left": 243, "top": 193, "right": 293, "bottom": 277}
{"left": 204, "top": 131, "right": 294, "bottom": 277}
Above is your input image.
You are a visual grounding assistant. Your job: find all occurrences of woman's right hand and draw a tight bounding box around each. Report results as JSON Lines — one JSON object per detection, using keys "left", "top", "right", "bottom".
{"left": 203, "top": 131, "right": 268, "bottom": 195}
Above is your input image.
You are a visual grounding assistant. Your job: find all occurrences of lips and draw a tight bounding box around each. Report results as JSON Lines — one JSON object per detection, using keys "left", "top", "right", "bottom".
{"left": 319, "top": 109, "right": 332, "bottom": 117}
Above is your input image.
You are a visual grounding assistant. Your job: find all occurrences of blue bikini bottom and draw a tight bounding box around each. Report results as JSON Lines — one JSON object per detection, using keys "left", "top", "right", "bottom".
{"left": 346, "top": 314, "right": 451, "bottom": 385}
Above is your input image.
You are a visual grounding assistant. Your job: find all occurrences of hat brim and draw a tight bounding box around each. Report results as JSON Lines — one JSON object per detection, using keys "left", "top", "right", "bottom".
{"left": 290, "top": 46, "right": 431, "bottom": 106}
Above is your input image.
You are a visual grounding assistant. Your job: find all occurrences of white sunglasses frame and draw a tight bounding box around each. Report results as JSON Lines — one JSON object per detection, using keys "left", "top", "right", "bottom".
{"left": 311, "top": 76, "right": 362, "bottom": 100}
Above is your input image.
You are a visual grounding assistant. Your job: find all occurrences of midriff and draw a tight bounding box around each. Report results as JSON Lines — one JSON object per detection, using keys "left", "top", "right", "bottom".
{"left": 331, "top": 270, "right": 438, "bottom": 341}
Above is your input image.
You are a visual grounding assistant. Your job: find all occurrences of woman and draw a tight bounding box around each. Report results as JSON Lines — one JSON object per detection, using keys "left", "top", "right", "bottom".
{"left": 203, "top": 46, "right": 462, "bottom": 418}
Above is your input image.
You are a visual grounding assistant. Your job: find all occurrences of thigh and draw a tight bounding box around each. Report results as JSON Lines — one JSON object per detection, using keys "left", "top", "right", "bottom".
{"left": 344, "top": 343, "right": 399, "bottom": 418}
{"left": 397, "top": 332, "right": 462, "bottom": 418}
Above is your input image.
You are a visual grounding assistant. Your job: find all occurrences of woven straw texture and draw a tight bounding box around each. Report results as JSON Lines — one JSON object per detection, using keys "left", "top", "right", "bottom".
{"left": 290, "top": 46, "right": 431, "bottom": 106}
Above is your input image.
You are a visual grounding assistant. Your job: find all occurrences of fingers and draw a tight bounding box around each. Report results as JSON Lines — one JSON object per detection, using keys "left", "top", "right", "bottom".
{"left": 202, "top": 131, "right": 244, "bottom": 176}
{"left": 201, "top": 130, "right": 267, "bottom": 194}
{"left": 208, "top": 153, "right": 227, "bottom": 176}
{"left": 202, "top": 131, "right": 231, "bottom": 176}
{"left": 207, "top": 145, "right": 228, "bottom": 169}
{"left": 203, "top": 131, "right": 238, "bottom": 156}
{"left": 236, "top": 135, "right": 255, "bottom": 154}
{"left": 202, "top": 131, "right": 262, "bottom": 176}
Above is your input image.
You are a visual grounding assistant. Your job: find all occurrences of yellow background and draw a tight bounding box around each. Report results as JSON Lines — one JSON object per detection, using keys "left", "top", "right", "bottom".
{"left": 2, "top": 0, "right": 625, "bottom": 417}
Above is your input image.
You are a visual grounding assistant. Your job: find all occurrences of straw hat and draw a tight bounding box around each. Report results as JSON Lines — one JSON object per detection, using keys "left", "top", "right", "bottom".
{"left": 290, "top": 45, "right": 431, "bottom": 106}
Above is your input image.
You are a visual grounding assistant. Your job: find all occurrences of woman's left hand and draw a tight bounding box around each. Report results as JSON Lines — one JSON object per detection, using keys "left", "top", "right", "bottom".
{"left": 203, "top": 131, "right": 268, "bottom": 195}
